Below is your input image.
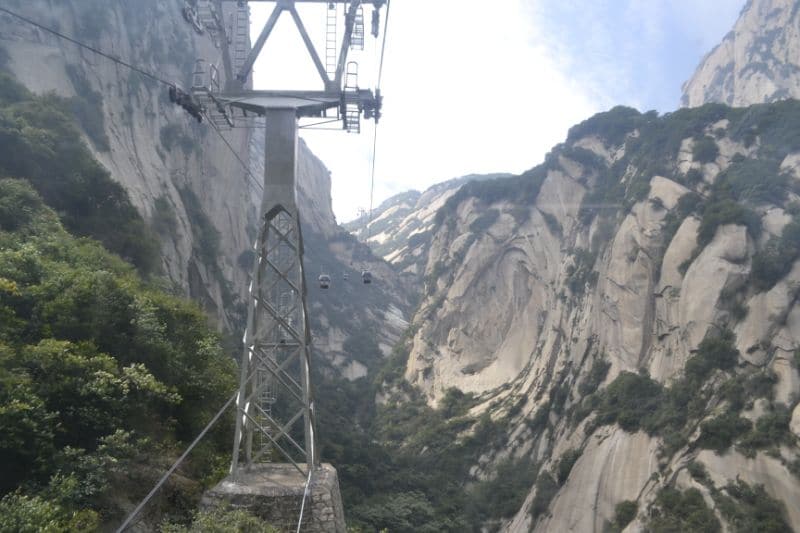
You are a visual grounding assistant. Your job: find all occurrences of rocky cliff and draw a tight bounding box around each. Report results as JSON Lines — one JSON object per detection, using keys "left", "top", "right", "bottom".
{"left": 393, "top": 104, "right": 800, "bottom": 531}
{"left": 0, "top": 0, "right": 256, "bottom": 330}
{"left": 0, "top": 0, "right": 409, "bottom": 373}
{"left": 343, "top": 173, "right": 511, "bottom": 281}
{"left": 682, "top": 0, "right": 800, "bottom": 107}
{"left": 249, "top": 127, "right": 413, "bottom": 378}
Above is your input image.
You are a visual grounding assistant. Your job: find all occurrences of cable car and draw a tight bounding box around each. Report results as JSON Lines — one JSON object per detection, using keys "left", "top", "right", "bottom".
{"left": 361, "top": 270, "right": 372, "bottom": 284}
{"left": 318, "top": 274, "right": 331, "bottom": 289}
{"left": 343, "top": 272, "right": 349, "bottom": 281}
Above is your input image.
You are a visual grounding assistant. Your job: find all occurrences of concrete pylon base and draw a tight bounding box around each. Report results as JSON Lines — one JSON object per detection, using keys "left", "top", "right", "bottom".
{"left": 201, "top": 464, "right": 346, "bottom": 533}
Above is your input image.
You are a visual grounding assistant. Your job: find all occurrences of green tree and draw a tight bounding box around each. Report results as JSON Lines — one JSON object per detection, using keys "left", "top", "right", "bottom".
{"left": 0, "top": 493, "right": 98, "bottom": 533}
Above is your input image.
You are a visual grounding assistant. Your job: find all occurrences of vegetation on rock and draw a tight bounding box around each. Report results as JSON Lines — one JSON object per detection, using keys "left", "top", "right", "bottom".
{"left": 0, "top": 178, "right": 236, "bottom": 526}
{"left": 646, "top": 487, "right": 721, "bottom": 532}
{"left": 0, "top": 73, "right": 159, "bottom": 274}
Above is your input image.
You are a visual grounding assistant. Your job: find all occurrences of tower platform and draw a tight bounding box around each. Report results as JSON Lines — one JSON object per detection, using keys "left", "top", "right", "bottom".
{"left": 201, "top": 464, "right": 346, "bottom": 533}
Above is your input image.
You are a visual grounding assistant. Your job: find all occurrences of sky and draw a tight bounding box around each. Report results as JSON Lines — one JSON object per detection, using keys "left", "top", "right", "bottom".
{"left": 249, "top": 0, "right": 745, "bottom": 223}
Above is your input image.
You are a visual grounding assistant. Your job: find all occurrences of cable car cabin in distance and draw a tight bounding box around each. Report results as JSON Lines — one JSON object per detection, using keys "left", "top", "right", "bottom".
{"left": 319, "top": 274, "right": 331, "bottom": 289}
{"left": 361, "top": 270, "right": 372, "bottom": 284}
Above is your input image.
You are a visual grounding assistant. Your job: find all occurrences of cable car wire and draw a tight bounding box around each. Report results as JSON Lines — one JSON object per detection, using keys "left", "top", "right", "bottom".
{"left": 366, "top": 0, "right": 391, "bottom": 240}
{"left": 0, "top": 6, "right": 175, "bottom": 88}
{"left": 205, "top": 116, "right": 264, "bottom": 193}
{"left": 116, "top": 392, "right": 237, "bottom": 532}
{"left": 0, "top": 6, "right": 265, "bottom": 195}
{"left": 0, "top": 6, "right": 333, "bottom": 106}
{"left": 377, "top": 0, "right": 391, "bottom": 89}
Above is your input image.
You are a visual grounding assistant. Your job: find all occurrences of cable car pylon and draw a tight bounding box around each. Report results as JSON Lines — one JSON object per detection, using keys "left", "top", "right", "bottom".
{"left": 189, "top": 0, "right": 385, "bottom": 482}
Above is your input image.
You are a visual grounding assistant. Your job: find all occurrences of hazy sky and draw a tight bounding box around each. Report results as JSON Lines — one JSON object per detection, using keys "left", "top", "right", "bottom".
{"left": 250, "top": 0, "right": 745, "bottom": 223}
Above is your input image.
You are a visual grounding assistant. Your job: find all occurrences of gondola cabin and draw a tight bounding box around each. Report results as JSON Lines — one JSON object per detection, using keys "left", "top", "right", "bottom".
{"left": 361, "top": 270, "right": 372, "bottom": 284}
{"left": 343, "top": 272, "right": 350, "bottom": 281}
{"left": 318, "top": 274, "right": 331, "bottom": 289}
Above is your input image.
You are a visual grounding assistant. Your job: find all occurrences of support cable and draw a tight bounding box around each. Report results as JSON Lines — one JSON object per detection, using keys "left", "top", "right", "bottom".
{"left": 0, "top": 6, "right": 174, "bottom": 87}
{"left": 295, "top": 469, "right": 314, "bottom": 533}
{"left": 116, "top": 392, "right": 238, "bottom": 533}
{"left": 366, "top": 0, "right": 391, "bottom": 241}
{"left": 377, "top": 0, "right": 391, "bottom": 89}
{"left": 0, "top": 6, "right": 330, "bottom": 105}
{"left": 205, "top": 115, "right": 264, "bottom": 193}
{"left": 0, "top": 6, "right": 325, "bottom": 198}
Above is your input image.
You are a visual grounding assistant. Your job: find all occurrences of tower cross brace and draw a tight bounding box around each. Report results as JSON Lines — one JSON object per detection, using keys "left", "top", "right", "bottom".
{"left": 216, "top": 0, "right": 383, "bottom": 478}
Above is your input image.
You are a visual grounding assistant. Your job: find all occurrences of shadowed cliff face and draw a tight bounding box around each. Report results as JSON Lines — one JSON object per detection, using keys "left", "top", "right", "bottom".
{"left": 249, "top": 128, "right": 413, "bottom": 377}
{"left": 682, "top": 0, "right": 800, "bottom": 107}
{"left": 0, "top": 0, "right": 256, "bottom": 330}
{"left": 394, "top": 103, "right": 800, "bottom": 531}
{"left": 0, "top": 0, "right": 410, "bottom": 374}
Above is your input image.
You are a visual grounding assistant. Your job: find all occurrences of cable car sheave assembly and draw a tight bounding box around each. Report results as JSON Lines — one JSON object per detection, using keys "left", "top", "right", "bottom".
{"left": 183, "top": 0, "right": 384, "bottom": 133}
{"left": 174, "top": 0, "right": 388, "bottom": 481}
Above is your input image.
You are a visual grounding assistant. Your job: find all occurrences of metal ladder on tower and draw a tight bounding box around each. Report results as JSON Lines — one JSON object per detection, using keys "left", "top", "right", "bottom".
{"left": 351, "top": 5, "right": 365, "bottom": 50}
{"left": 192, "top": 60, "right": 233, "bottom": 130}
{"left": 233, "top": 2, "right": 250, "bottom": 77}
{"left": 343, "top": 61, "right": 360, "bottom": 133}
{"left": 325, "top": 3, "right": 337, "bottom": 79}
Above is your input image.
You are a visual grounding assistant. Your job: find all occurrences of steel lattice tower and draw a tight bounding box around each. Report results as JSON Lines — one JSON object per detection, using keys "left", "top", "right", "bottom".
{"left": 191, "top": 0, "right": 384, "bottom": 478}
{"left": 231, "top": 109, "right": 317, "bottom": 474}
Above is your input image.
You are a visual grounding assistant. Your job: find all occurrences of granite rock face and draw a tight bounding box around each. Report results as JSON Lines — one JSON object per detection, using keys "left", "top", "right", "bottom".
{"left": 202, "top": 464, "right": 346, "bottom": 533}
{"left": 682, "top": 0, "right": 800, "bottom": 107}
{"left": 395, "top": 117, "right": 800, "bottom": 531}
{"left": 0, "top": 1, "right": 411, "bottom": 374}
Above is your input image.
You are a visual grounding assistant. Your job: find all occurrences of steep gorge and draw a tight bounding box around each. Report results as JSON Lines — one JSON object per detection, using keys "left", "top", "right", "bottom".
{"left": 354, "top": 1, "right": 800, "bottom": 529}
{"left": 3, "top": 0, "right": 800, "bottom": 531}
{"left": 402, "top": 103, "right": 800, "bottom": 531}
{"left": 0, "top": 0, "right": 409, "bottom": 372}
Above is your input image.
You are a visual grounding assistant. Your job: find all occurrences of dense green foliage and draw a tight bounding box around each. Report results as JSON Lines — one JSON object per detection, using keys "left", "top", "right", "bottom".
{"left": 582, "top": 331, "right": 744, "bottom": 453}
{"left": 751, "top": 215, "right": 800, "bottom": 290}
{"left": 468, "top": 208, "right": 500, "bottom": 233}
{"left": 684, "top": 329, "right": 739, "bottom": 382}
{"left": 696, "top": 411, "right": 752, "bottom": 452}
{"left": 696, "top": 199, "right": 761, "bottom": 247}
{"left": 713, "top": 480, "right": 792, "bottom": 533}
{"left": 555, "top": 448, "right": 582, "bottom": 485}
{"left": 566, "top": 248, "right": 599, "bottom": 295}
{"left": 310, "top": 347, "right": 545, "bottom": 532}
{"left": 578, "top": 358, "right": 610, "bottom": 396}
{"left": 692, "top": 135, "right": 720, "bottom": 163}
{"left": 162, "top": 507, "right": 278, "bottom": 532}
{"left": 738, "top": 404, "right": 794, "bottom": 456}
{"left": 606, "top": 500, "right": 637, "bottom": 532}
{"left": 529, "top": 472, "right": 558, "bottom": 521}
{"left": 435, "top": 166, "right": 548, "bottom": 226}
{"left": 0, "top": 73, "right": 159, "bottom": 274}
{"left": 615, "top": 501, "right": 638, "bottom": 528}
{"left": 646, "top": 487, "right": 721, "bottom": 532}
{"left": 590, "top": 371, "right": 665, "bottom": 432}
{"left": 575, "top": 328, "right": 798, "bottom": 462}
{"left": 687, "top": 460, "right": 710, "bottom": 483}
{"left": 0, "top": 492, "right": 99, "bottom": 532}
{"left": 0, "top": 180, "right": 236, "bottom": 525}
{"left": 567, "top": 105, "right": 648, "bottom": 147}
{"left": 466, "top": 456, "right": 539, "bottom": 523}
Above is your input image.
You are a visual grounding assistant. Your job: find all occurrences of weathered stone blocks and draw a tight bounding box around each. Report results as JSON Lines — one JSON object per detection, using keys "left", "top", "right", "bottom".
{"left": 202, "top": 463, "right": 346, "bottom": 533}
